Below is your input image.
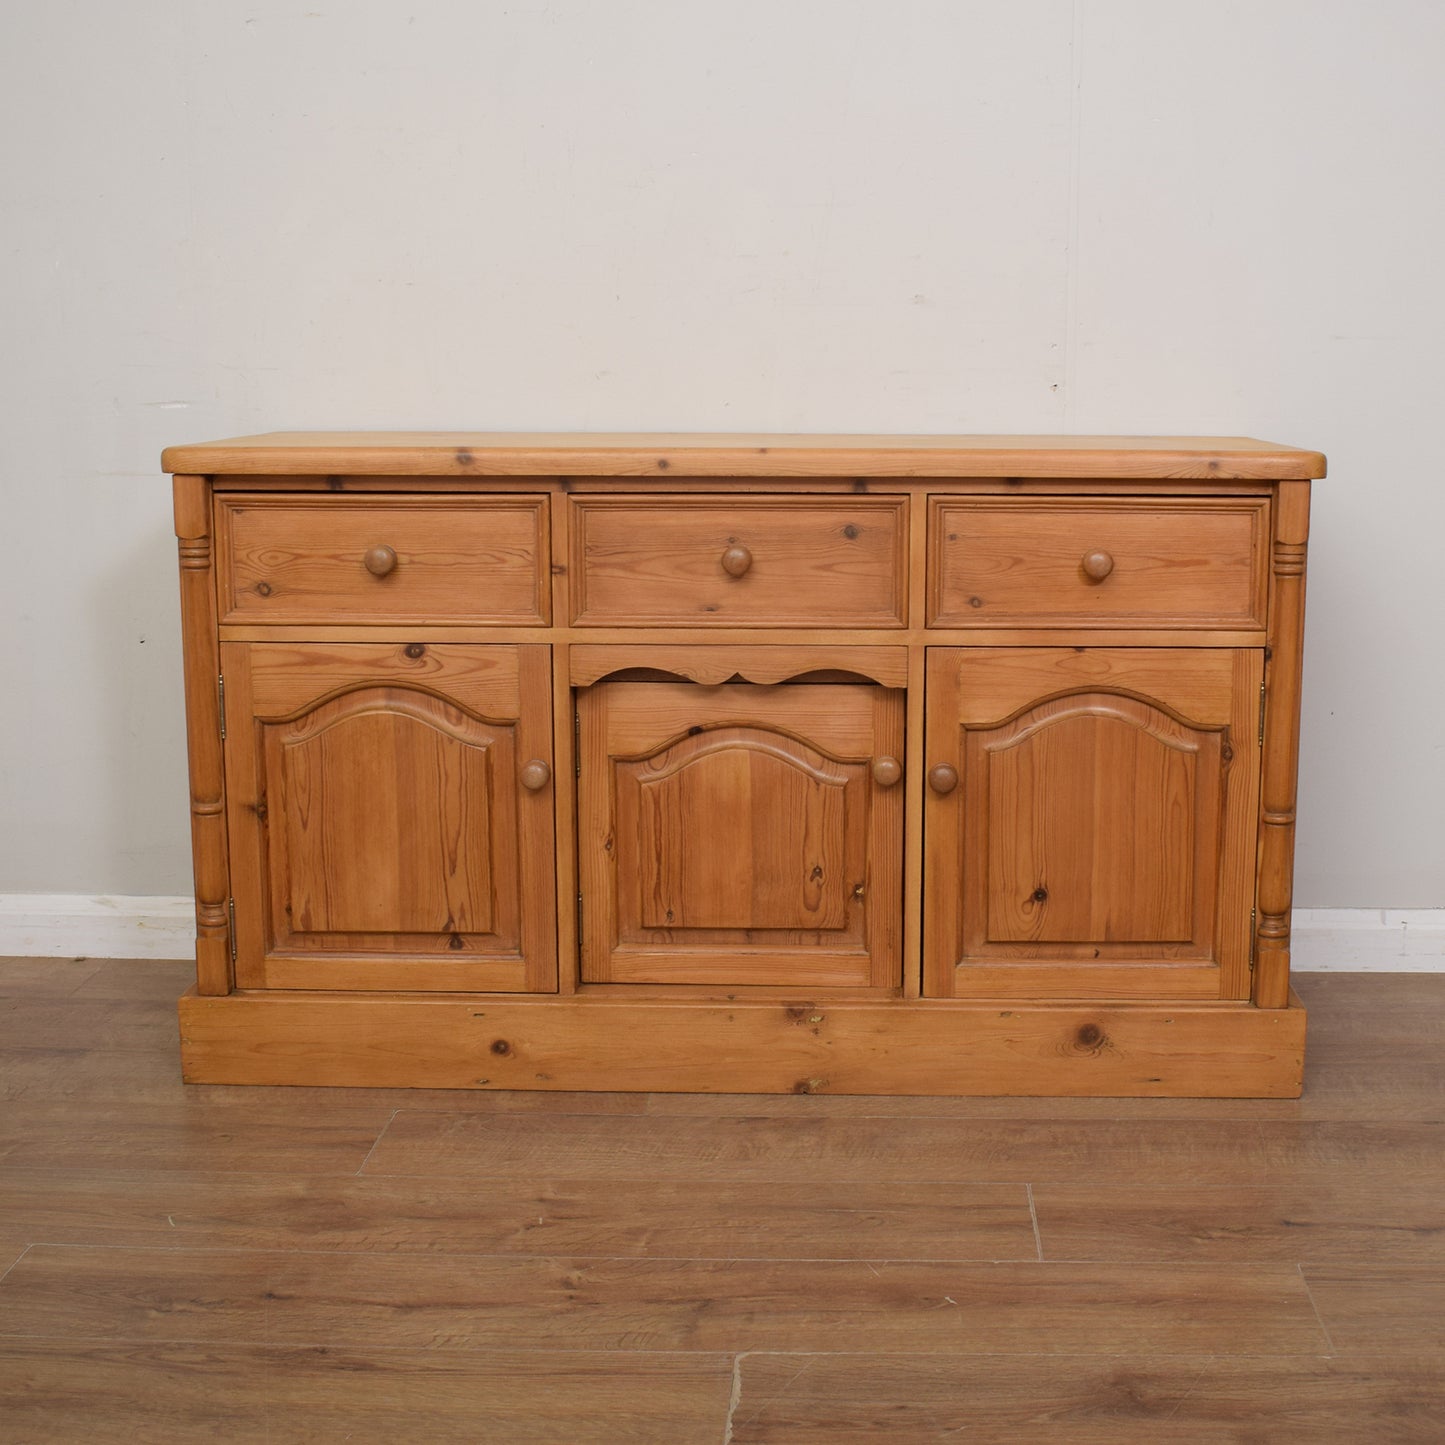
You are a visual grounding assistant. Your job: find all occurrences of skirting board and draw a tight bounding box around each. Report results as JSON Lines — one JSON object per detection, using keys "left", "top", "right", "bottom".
{"left": 0, "top": 896, "right": 1442, "bottom": 971}
{"left": 1291, "top": 909, "right": 1445, "bottom": 971}
{"left": 0, "top": 895, "right": 194, "bottom": 960}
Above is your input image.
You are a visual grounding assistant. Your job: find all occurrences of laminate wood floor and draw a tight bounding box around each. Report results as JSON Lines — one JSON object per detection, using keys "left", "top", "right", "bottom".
{"left": 0, "top": 962, "right": 1441, "bottom": 1442}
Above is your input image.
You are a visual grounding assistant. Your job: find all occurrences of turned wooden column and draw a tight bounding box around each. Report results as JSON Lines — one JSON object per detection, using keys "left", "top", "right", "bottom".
{"left": 174, "top": 473, "right": 233, "bottom": 995}
{"left": 1254, "top": 480, "right": 1310, "bottom": 1008}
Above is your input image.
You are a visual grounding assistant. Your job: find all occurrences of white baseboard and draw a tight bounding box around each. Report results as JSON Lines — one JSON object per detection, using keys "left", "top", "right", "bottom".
{"left": 1290, "top": 909, "right": 1445, "bottom": 972}
{"left": 0, "top": 896, "right": 1441, "bottom": 971}
{"left": 0, "top": 894, "right": 195, "bottom": 960}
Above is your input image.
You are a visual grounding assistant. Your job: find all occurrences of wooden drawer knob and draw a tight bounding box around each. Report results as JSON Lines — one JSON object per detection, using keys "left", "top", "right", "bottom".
{"left": 364, "top": 544, "right": 398, "bottom": 577}
{"left": 720, "top": 544, "right": 753, "bottom": 578}
{"left": 1081, "top": 548, "right": 1115, "bottom": 582}
{"left": 520, "top": 759, "right": 552, "bottom": 792}
{"left": 872, "top": 756, "right": 902, "bottom": 787}
{"left": 927, "top": 763, "right": 959, "bottom": 796}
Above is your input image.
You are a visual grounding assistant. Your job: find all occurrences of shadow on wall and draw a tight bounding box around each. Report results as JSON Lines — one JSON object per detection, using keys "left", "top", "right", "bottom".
{"left": 91, "top": 492, "right": 193, "bottom": 896}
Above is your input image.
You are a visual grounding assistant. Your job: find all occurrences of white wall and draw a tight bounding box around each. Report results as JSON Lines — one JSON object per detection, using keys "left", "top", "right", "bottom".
{"left": 1, "top": 1, "right": 1441, "bottom": 905}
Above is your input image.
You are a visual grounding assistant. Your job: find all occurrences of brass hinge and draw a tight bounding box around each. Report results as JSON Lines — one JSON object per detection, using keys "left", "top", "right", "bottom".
{"left": 574, "top": 710, "right": 582, "bottom": 777}
{"left": 1249, "top": 907, "right": 1257, "bottom": 973}
{"left": 228, "top": 897, "right": 237, "bottom": 962}
{"left": 218, "top": 675, "right": 227, "bottom": 741}
{"left": 1257, "top": 681, "right": 1266, "bottom": 746}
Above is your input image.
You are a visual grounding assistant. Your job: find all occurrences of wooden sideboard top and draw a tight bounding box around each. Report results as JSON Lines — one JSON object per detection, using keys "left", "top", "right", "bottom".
{"left": 162, "top": 432, "right": 1327, "bottom": 480}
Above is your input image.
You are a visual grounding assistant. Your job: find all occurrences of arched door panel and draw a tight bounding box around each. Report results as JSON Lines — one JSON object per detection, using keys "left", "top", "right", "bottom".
{"left": 222, "top": 642, "right": 555, "bottom": 992}
{"left": 579, "top": 682, "right": 903, "bottom": 988}
{"left": 925, "top": 648, "right": 1261, "bottom": 1000}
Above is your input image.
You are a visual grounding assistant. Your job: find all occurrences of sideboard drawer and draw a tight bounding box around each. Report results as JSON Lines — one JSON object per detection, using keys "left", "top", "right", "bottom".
{"left": 928, "top": 496, "right": 1269, "bottom": 628}
{"left": 569, "top": 495, "right": 908, "bottom": 626}
{"left": 217, "top": 495, "right": 548, "bottom": 624}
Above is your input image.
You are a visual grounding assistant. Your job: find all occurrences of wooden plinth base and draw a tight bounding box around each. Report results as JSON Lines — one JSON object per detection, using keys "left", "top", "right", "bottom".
{"left": 179, "top": 990, "right": 1306, "bottom": 1097}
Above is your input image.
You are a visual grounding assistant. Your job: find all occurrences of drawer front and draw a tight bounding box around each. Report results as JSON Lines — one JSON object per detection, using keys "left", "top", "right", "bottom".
{"left": 570, "top": 496, "right": 908, "bottom": 627}
{"left": 928, "top": 497, "right": 1269, "bottom": 628}
{"left": 217, "top": 495, "right": 548, "bottom": 624}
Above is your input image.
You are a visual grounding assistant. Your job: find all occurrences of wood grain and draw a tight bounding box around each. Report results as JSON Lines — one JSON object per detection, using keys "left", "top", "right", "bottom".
{"left": 1, "top": 962, "right": 1440, "bottom": 1442}
{"left": 173, "top": 474, "right": 232, "bottom": 994}
{"left": 0, "top": 1102, "right": 388, "bottom": 1174}
{"left": 179, "top": 990, "right": 1306, "bottom": 1095}
{"left": 0, "top": 1046, "right": 638, "bottom": 1111}
{"left": 10, "top": 965, "right": 1413, "bottom": 1118}
{"left": 924, "top": 648, "right": 1261, "bottom": 1000}
{"left": 0, "top": 1172, "right": 1035, "bottom": 1260}
{"left": 569, "top": 495, "right": 908, "bottom": 626}
{"left": 0, "top": 1343, "right": 734, "bottom": 1445}
{"left": 222, "top": 642, "right": 556, "bottom": 992}
{"left": 355, "top": 1113, "right": 1435, "bottom": 1187}
{"left": 578, "top": 682, "right": 903, "bottom": 988}
{"left": 234, "top": 637, "right": 522, "bottom": 717}
{"left": 214, "top": 474, "right": 1286, "bottom": 497}
{"left": 0, "top": 1047, "right": 219, "bottom": 1104}
{"left": 165, "top": 434, "right": 1319, "bottom": 1096}
{"left": 161, "top": 431, "right": 1327, "bottom": 479}
{"left": 0, "top": 958, "right": 106, "bottom": 998}
{"left": 1302, "top": 1265, "right": 1445, "bottom": 1352}
{"left": 0, "top": 1247, "right": 1327, "bottom": 1354}
{"left": 929, "top": 495, "right": 1269, "bottom": 628}
{"left": 68, "top": 958, "right": 198, "bottom": 1001}
{"left": 1256, "top": 479, "right": 1311, "bottom": 1006}
{"left": 568, "top": 643, "right": 909, "bottom": 687}
{"left": 729, "top": 1351, "right": 1445, "bottom": 1444}
{"left": 0, "top": 997, "right": 184, "bottom": 1053}
{"left": 1032, "top": 1181, "right": 1445, "bottom": 1263}
{"left": 1294, "top": 972, "right": 1445, "bottom": 1013}
{"left": 216, "top": 494, "right": 548, "bottom": 625}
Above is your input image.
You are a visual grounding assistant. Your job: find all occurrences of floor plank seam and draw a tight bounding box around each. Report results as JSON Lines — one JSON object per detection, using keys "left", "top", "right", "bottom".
{"left": 725, "top": 1353, "right": 823, "bottom": 1444}
{"left": 0, "top": 1244, "right": 33, "bottom": 1287}
{"left": 0, "top": 1334, "right": 752, "bottom": 1357}
{"left": 0, "top": 1243, "right": 1140, "bottom": 1264}
{"left": 61, "top": 961, "right": 106, "bottom": 997}
{"left": 5, "top": 967, "right": 1445, "bottom": 1431}
{"left": 353, "top": 1108, "right": 402, "bottom": 1176}
{"left": 385, "top": 1104, "right": 1351, "bottom": 1122}
{"left": 345, "top": 1168, "right": 1351, "bottom": 1186}
{"left": 23, "top": 1250, "right": 1048, "bottom": 1266}
{"left": 0, "top": 1339, "right": 1373, "bottom": 1360}
{"left": 1157, "top": 1354, "right": 1216, "bottom": 1421}
{"left": 1297, "top": 1263, "right": 1338, "bottom": 1353}
{"left": 721, "top": 1351, "right": 747, "bottom": 1445}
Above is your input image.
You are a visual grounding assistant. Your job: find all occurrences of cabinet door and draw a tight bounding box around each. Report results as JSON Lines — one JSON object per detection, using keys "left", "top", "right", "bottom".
{"left": 222, "top": 642, "right": 556, "bottom": 991}
{"left": 579, "top": 682, "right": 903, "bottom": 988}
{"left": 924, "top": 648, "right": 1261, "bottom": 1000}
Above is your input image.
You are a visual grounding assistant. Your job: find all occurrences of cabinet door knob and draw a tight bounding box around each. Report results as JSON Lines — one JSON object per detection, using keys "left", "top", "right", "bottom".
{"left": 720, "top": 544, "right": 753, "bottom": 577}
{"left": 927, "top": 763, "right": 959, "bottom": 796}
{"left": 520, "top": 759, "right": 552, "bottom": 791}
{"left": 1081, "top": 548, "right": 1115, "bottom": 582}
{"left": 872, "top": 756, "right": 902, "bottom": 787}
{"left": 364, "top": 544, "right": 398, "bottom": 577}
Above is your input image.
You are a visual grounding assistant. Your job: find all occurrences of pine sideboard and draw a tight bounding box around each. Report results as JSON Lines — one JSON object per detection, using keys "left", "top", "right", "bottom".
{"left": 165, "top": 433, "right": 1323, "bottom": 1095}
